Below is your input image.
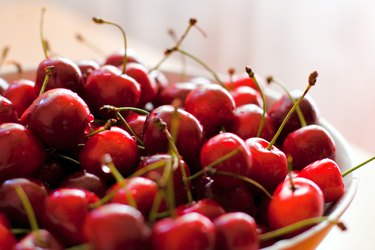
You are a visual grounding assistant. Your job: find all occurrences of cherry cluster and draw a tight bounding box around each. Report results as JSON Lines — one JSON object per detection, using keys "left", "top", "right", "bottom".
{"left": 0, "top": 15, "right": 356, "bottom": 250}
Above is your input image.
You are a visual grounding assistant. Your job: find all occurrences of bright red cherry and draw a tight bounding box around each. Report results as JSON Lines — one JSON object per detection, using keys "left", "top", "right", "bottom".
{"left": 298, "top": 158, "right": 344, "bottom": 202}
{"left": 0, "top": 96, "right": 18, "bottom": 124}
{"left": 214, "top": 212, "right": 259, "bottom": 250}
{"left": 3, "top": 79, "right": 37, "bottom": 117}
{"left": 151, "top": 212, "right": 216, "bottom": 250}
{"left": 0, "top": 123, "right": 45, "bottom": 182}
{"left": 229, "top": 86, "right": 262, "bottom": 107}
{"left": 176, "top": 198, "right": 225, "bottom": 221}
{"left": 84, "top": 203, "right": 150, "bottom": 250}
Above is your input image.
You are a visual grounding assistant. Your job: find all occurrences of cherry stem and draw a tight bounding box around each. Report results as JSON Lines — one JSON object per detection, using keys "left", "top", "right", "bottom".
{"left": 40, "top": 8, "right": 49, "bottom": 59}
{"left": 158, "top": 157, "right": 176, "bottom": 218}
{"left": 64, "top": 243, "right": 93, "bottom": 250}
{"left": 148, "top": 189, "right": 167, "bottom": 224}
{"left": 168, "top": 28, "right": 188, "bottom": 79}
{"left": 259, "top": 216, "right": 344, "bottom": 241}
{"left": 93, "top": 17, "right": 128, "bottom": 74}
{"left": 87, "top": 118, "right": 117, "bottom": 138}
{"left": 246, "top": 67, "right": 266, "bottom": 137}
{"left": 228, "top": 68, "right": 235, "bottom": 84}
{"left": 11, "top": 228, "right": 31, "bottom": 235}
{"left": 39, "top": 65, "right": 54, "bottom": 96}
{"left": 14, "top": 185, "right": 42, "bottom": 244}
{"left": 48, "top": 152, "right": 80, "bottom": 166}
{"left": 75, "top": 33, "right": 106, "bottom": 57}
{"left": 101, "top": 154, "right": 137, "bottom": 208}
{"left": 266, "top": 76, "right": 307, "bottom": 127}
{"left": 129, "top": 159, "right": 167, "bottom": 178}
{"left": 115, "top": 111, "right": 145, "bottom": 148}
{"left": 267, "top": 71, "right": 318, "bottom": 150}
{"left": 341, "top": 155, "right": 375, "bottom": 178}
{"left": 100, "top": 105, "right": 150, "bottom": 116}
{"left": 287, "top": 154, "right": 296, "bottom": 192}
{"left": 0, "top": 46, "right": 10, "bottom": 71}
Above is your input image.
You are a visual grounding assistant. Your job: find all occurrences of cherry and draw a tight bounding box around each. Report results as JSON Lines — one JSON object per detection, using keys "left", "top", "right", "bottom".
{"left": 122, "top": 111, "right": 147, "bottom": 141}
{"left": 3, "top": 79, "right": 37, "bottom": 117}
{"left": 76, "top": 59, "right": 100, "bottom": 84}
{"left": 225, "top": 75, "right": 260, "bottom": 92}
{"left": 42, "top": 188, "right": 99, "bottom": 247}
{"left": 142, "top": 105, "right": 204, "bottom": 171}
{"left": 298, "top": 158, "right": 344, "bottom": 203}
{"left": 20, "top": 88, "right": 93, "bottom": 150}
{"left": 229, "top": 85, "right": 262, "bottom": 107}
{"left": 267, "top": 177, "right": 324, "bottom": 231}
{"left": 214, "top": 212, "right": 259, "bottom": 250}
{"left": 14, "top": 229, "right": 63, "bottom": 250}
{"left": 0, "top": 123, "right": 45, "bottom": 181}
{"left": 0, "top": 178, "right": 48, "bottom": 228}
{"left": 0, "top": 96, "right": 19, "bottom": 124}
{"left": 151, "top": 212, "right": 216, "bottom": 250}
{"left": 155, "top": 81, "right": 202, "bottom": 107}
{"left": 0, "top": 223, "right": 17, "bottom": 250}
{"left": 227, "top": 104, "right": 275, "bottom": 141}
{"left": 104, "top": 48, "right": 143, "bottom": 67}
{"left": 282, "top": 124, "right": 336, "bottom": 170}
{"left": 83, "top": 203, "right": 150, "bottom": 250}
{"left": 79, "top": 126, "right": 139, "bottom": 183}
{"left": 185, "top": 84, "right": 236, "bottom": 137}
{"left": 200, "top": 132, "right": 252, "bottom": 189}
{"left": 176, "top": 198, "right": 225, "bottom": 221}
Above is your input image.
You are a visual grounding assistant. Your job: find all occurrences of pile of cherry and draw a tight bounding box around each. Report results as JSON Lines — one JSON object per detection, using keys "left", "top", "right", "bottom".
{"left": 0, "top": 15, "right": 363, "bottom": 250}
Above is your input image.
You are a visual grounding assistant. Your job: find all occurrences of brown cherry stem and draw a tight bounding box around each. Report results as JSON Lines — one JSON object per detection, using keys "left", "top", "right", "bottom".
{"left": 0, "top": 46, "right": 10, "bottom": 71}
{"left": 39, "top": 65, "right": 54, "bottom": 96}
{"left": 287, "top": 154, "right": 296, "bottom": 192}
{"left": 341, "top": 155, "right": 375, "bottom": 178}
{"left": 87, "top": 118, "right": 117, "bottom": 137}
{"left": 40, "top": 8, "right": 49, "bottom": 59}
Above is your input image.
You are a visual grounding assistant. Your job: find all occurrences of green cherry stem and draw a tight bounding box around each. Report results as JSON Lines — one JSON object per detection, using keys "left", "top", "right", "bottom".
{"left": 64, "top": 243, "right": 93, "bottom": 250}
{"left": 115, "top": 111, "right": 145, "bottom": 148}
{"left": 246, "top": 67, "right": 266, "bottom": 137}
{"left": 39, "top": 65, "right": 54, "bottom": 96}
{"left": 267, "top": 71, "right": 318, "bottom": 150}
{"left": 341, "top": 155, "right": 375, "bottom": 178}
{"left": 40, "top": 8, "right": 49, "bottom": 59}
{"left": 93, "top": 17, "right": 128, "bottom": 74}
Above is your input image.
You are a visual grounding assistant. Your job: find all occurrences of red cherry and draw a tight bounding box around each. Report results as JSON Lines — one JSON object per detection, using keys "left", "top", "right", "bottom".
{"left": 151, "top": 212, "right": 216, "bottom": 250}
{"left": 282, "top": 124, "right": 336, "bottom": 170}
{"left": 122, "top": 111, "right": 147, "bottom": 141}
{"left": 104, "top": 48, "right": 143, "bottom": 67}
{"left": 83, "top": 65, "right": 140, "bottom": 117}
{"left": 76, "top": 60, "right": 100, "bottom": 84}
{"left": 185, "top": 84, "right": 236, "bottom": 137}
{"left": 176, "top": 198, "right": 225, "bottom": 221}
{"left": 3, "top": 79, "right": 37, "bottom": 117}
{"left": 0, "top": 223, "right": 16, "bottom": 249}
{"left": 79, "top": 126, "right": 139, "bottom": 182}
{"left": 0, "top": 123, "right": 45, "bottom": 181}
{"left": 83, "top": 203, "right": 150, "bottom": 250}
{"left": 14, "top": 229, "right": 63, "bottom": 250}
{"left": 230, "top": 86, "right": 262, "bottom": 107}
{"left": 298, "top": 158, "right": 344, "bottom": 202}
{"left": 155, "top": 81, "right": 201, "bottom": 107}
{"left": 245, "top": 137, "right": 288, "bottom": 192}
{"left": 20, "top": 88, "right": 93, "bottom": 150}
{"left": 225, "top": 76, "right": 259, "bottom": 91}
{"left": 0, "top": 96, "right": 19, "bottom": 124}
{"left": 200, "top": 132, "right": 252, "bottom": 189}
{"left": 267, "top": 177, "right": 324, "bottom": 231}
{"left": 42, "top": 188, "right": 99, "bottom": 247}
{"left": 214, "top": 212, "right": 259, "bottom": 250}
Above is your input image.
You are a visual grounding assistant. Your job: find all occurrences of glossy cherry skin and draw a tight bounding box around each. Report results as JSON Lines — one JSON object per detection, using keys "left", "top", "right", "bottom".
{"left": 176, "top": 198, "right": 225, "bottom": 221}
{"left": 267, "top": 90, "right": 319, "bottom": 144}
{"left": 230, "top": 86, "right": 262, "bottom": 107}
{"left": 14, "top": 229, "right": 63, "bottom": 250}
{"left": 185, "top": 84, "right": 236, "bottom": 137}
{"left": 59, "top": 171, "right": 106, "bottom": 198}
{"left": 214, "top": 212, "right": 259, "bottom": 250}
{"left": 104, "top": 48, "right": 143, "bottom": 67}
{"left": 109, "top": 177, "right": 159, "bottom": 217}
{"left": 83, "top": 65, "right": 140, "bottom": 117}
{"left": 151, "top": 212, "right": 216, "bottom": 250}
{"left": 142, "top": 105, "right": 204, "bottom": 172}
{"left": 42, "top": 188, "right": 99, "bottom": 247}
{"left": 34, "top": 57, "right": 84, "bottom": 95}
{"left": 76, "top": 60, "right": 100, "bottom": 84}
{"left": 3, "top": 79, "right": 37, "bottom": 117}
{"left": 79, "top": 126, "right": 139, "bottom": 183}
{"left": 225, "top": 76, "right": 259, "bottom": 92}
{"left": 0, "top": 223, "right": 16, "bottom": 249}
{"left": 0, "top": 96, "right": 18, "bottom": 124}
{"left": 0, "top": 123, "right": 45, "bottom": 181}
{"left": 20, "top": 88, "right": 93, "bottom": 150}
{"left": 122, "top": 111, "right": 146, "bottom": 141}
{"left": 155, "top": 81, "right": 201, "bottom": 107}
{"left": 227, "top": 104, "right": 275, "bottom": 141}
{"left": 136, "top": 154, "right": 191, "bottom": 206}
{"left": 0, "top": 178, "right": 48, "bottom": 228}
{"left": 245, "top": 137, "right": 288, "bottom": 192}
{"left": 282, "top": 124, "right": 336, "bottom": 170}
{"left": 125, "top": 62, "right": 158, "bottom": 107}
{"left": 200, "top": 132, "right": 252, "bottom": 188}
{"left": 84, "top": 203, "right": 150, "bottom": 250}
{"left": 267, "top": 177, "right": 324, "bottom": 231}
{"left": 298, "top": 158, "right": 344, "bottom": 202}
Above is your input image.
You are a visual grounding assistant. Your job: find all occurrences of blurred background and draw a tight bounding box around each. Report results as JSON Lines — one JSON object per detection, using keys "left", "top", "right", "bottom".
{"left": 1, "top": 0, "right": 375, "bottom": 249}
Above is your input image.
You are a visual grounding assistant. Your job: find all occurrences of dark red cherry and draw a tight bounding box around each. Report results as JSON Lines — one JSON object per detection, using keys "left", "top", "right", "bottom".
{"left": 282, "top": 124, "right": 336, "bottom": 170}
{"left": 42, "top": 188, "right": 99, "bottom": 247}
{"left": 20, "top": 88, "right": 93, "bottom": 150}
{"left": 214, "top": 212, "right": 259, "bottom": 250}
{"left": 155, "top": 81, "right": 201, "bottom": 107}
{"left": 122, "top": 111, "right": 147, "bottom": 141}
{"left": 151, "top": 212, "right": 216, "bottom": 250}
{"left": 227, "top": 104, "right": 275, "bottom": 141}
{"left": 298, "top": 158, "right": 344, "bottom": 202}
{"left": 230, "top": 86, "right": 262, "bottom": 107}
{"left": 104, "top": 48, "right": 143, "bottom": 67}
{"left": 267, "top": 177, "right": 324, "bottom": 231}
{"left": 0, "top": 123, "right": 45, "bottom": 181}
{"left": 0, "top": 96, "right": 18, "bottom": 124}
{"left": 185, "top": 84, "right": 236, "bottom": 137}
{"left": 83, "top": 65, "right": 140, "bottom": 117}
{"left": 34, "top": 57, "right": 84, "bottom": 95}
{"left": 83, "top": 203, "right": 150, "bottom": 250}
{"left": 149, "top": 70, "right": 169, "bottom": 97}
{"left": 79, "top": 126, "right": 139, "bottom": 183}
{"left": 14, "top": 229, "right": 63, "bottom": 250}
{"left": 76, "top": 60, "right": 100, "bottom": 84}
{"left": 0, "top": 178, "right": 48, "bottom": 228}
{"left": 3, "top": 79, "right": 37, "bottom": 117}
{"left": 59, "top": 171, "right": 106, "bottom": 198}
{"left": 176, "top": 198, "right": 225, "bottom": 221}
{"left": 142, "top": 105, "right": 204, "bottom": 172}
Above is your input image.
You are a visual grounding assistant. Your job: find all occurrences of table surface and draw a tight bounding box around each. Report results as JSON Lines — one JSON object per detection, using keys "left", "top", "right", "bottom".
{"left": 1, "top": 2, "right": 375, "bottom": 249}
